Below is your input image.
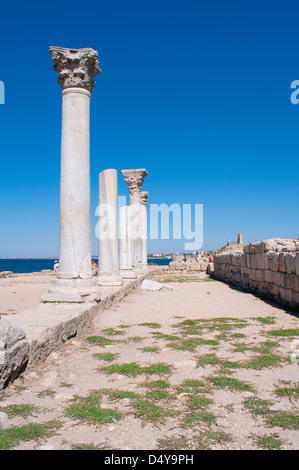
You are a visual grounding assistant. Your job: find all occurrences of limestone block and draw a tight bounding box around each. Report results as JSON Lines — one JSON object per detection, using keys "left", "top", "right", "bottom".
{"left": 206, "top": 263, "right": 214, "bottom": 275}
{"left": 264, "top": 269, "right": 274, "bottom": 284}
{"left": 255, "top": 269, "right": 265, "bottom": 282}
{"left": 273, "top": 272, "right": 285, "bottom": 287}
{"left": 190, "top": 263, "right": 202, "bottom": 271}
{"left": 269, "top": 283, "right": 280, "bottom": 297}
{"left": 279, "top": 287, "right": 293, "bottom": 303}
{"left": 284, "top": 274, "right": 296, "bottom": 291}
{"left": 261, "top": 239, "right": 278, "bottom": 253}
{"left": 255, "top": 253, "right": 265, "bottom": 270}
{"left": 292, "top": 291, "right": 299, "bottom": 305}
{"left": 278, "top": 253, "right": 286, "bottom": 273}
{"left": 0, "top": 318, "right": 29, "bottom": 390}
{"left": 296, "top": 253, "right": 299, "bottom": 276}
{"left": 249, "top": 269, "right": 256, "bottom": 281}
{"left": 267, "top": 252, "right": 279, "bottom": 272}
{"left": 285, "top": 253, "right": 296, "bottom": 274}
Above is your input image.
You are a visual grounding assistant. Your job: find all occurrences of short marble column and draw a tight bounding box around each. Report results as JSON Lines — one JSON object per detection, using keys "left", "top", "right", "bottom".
{"left": 120, "top": 169, "right": 148, "bottom": 272}
{"left": 140, "top": 191, "right": 149, "bottom": 270}
{"left": 119, "top": 205, "right": 137, "bottom": 279}
{"left": 97, "top": 169, "right": 123, "bottom": 286}
{"left": 42, "top": 47, "right": 101, "bottom": 302}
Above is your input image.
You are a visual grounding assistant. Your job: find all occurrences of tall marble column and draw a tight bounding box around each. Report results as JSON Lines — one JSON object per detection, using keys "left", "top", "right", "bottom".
{"left": 119, "top": 205, "right": 137, "bottom": 279}
{"left": 97, "top": 169, "right": 123, "bottom": 286}
{"left": 42, "top": 47, "right": 101, "bottom": 302}
{"left": 120, "top": 169, "right": 148, "bottom": 272}
{"left": 140, "top": 191, "right": 149, "bottom": 270}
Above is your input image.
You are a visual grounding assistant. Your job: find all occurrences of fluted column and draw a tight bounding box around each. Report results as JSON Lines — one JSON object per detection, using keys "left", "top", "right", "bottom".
{"left": 140, "top": 191, "right": 149, "bottom": 270}
{"left": 97, "top": 169, "right": 123, "bottom": 286}
{"left": 120, "top": 169, "right": 148, "bottom": 272}
{"left": 42, "top": 47, "right": 101, "bottom": 302}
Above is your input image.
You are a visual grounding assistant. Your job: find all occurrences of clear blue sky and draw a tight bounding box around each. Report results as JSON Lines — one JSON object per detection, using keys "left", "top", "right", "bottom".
{"left": 0, "top": 0, "right": 298, "bottom": 257}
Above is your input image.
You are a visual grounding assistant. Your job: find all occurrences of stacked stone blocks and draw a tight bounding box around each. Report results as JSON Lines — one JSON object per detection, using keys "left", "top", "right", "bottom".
{"left": 213, "top": 239, "right": 299, "bottom": 306}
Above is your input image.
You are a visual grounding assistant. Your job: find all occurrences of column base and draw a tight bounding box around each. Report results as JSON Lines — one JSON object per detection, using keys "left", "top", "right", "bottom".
{"left": 120, "top": 268, "right": 138, "bottom": 280}
{"left": 97, "top": 273, "right": 124, "bottom": 286}
{"left": 41, "top": 278, "right": 101, "bottom": 303}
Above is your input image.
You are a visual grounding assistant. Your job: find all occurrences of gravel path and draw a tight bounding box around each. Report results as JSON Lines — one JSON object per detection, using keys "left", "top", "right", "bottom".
{"left": 0, "top": 274, "right": 298, "bottom": 450}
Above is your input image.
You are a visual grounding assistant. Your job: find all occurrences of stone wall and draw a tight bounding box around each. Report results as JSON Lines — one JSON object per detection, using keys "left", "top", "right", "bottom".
{"left": 213, "top": 239, "right": 299, "bottom": 307}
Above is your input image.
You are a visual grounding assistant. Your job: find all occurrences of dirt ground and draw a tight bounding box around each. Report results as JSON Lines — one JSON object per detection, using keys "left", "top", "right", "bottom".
{"left": 0, "top": 274, "right": 54, "bottom": 313}
{"left": 0, "top": 273, "right": 298, "bottom": 450}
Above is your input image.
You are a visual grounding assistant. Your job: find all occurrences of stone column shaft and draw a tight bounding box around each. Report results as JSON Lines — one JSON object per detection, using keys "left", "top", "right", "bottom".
{"left": 120, "top": 169, "right": 148, "bottom": 273}
{"left": 97, "top": 169, "right": 123, "bottom": 286}
{"left": 42, "top": 46, "right": 101, "bottom": 302}
{"left": 140, "top": 191, "right": 149, "bottom": 270}
{"left": 119, "top": 206, "right": 137, "bottom": 279}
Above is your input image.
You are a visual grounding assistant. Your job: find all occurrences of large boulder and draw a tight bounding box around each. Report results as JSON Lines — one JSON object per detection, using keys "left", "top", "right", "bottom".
{"left": 0, "top": 317, "right": 29, "bottom": 390}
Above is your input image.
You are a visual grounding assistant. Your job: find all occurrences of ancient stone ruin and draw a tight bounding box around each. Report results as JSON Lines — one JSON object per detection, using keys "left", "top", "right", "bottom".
{"left": 213, "top": 238, "right": 299, "bottom": 306}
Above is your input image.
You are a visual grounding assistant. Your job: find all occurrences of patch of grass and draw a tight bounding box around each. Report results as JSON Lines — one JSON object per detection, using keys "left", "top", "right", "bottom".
{"left": 142, "top": 380, "right": 171, "bottom": 390}
{"left": 274, "top": 384, "right": 299, "bottom": 401}
{"left": 254, "top": 316, "right": 276, "bottom": 325}
{"left": 37, "top": 389, "right": 56, "bottom": 399}
{"left": 132, "top": 399, "right": 175, "bottom": 425}
{"left": 251, "top": 341, "right": 279, "bottom": 355}
{"left": 93, "top": 352, "right": 119, "bottom": 362}
{"left": 101, "top": 328, "right": 125, "bottom": 336}
{"left": 157, "top": 436, "right": 191, "bottom": 450}
{"left": 196, "top": 354, "right": 240, "bottom": 372}
{"left": 199, "top": 339, "right": 220, "bottom": 346}
{"left": 125, "top": 336, "right": 144, "bottom": 343}
{"left": 151, "top": 332, "right": 181, "bottom": 341}
{"left": 59, "top": 382, "right": 73, "bottom": 388}
{"left": 251, "top": 433, "right": 284, "bottom": 450}
{"left": 72, "top": 443, "right": 110, "bottom": 450}
{"left": 108, "top": 390, "right": 139, "bottom": 401}
{"left": 182, "top": 411, "right": 216, "bottom": 428}
{"left": 243, "top": 397, "right": 273, "bottom": 417}
{"left": 268, "top": 328, "right": 299, "bottom": 337}
{"left": 85, "top": 336, "right": 115, "bottom": 346}
{"left": 167, "top": 338, "right": 201, "bottom": 352}
{"left": 139, "top": 322, "right": 162, "bottom": 329}
{"left": 65, "top": 391, "right": 122, "bottom": 425}
{"left": 101, "top": 362, "right": 172, "bottom": 377}
{"left": 2, "top": 404, "right": 39, "bottom": 419}
{"left": 145, "top": 389, "right": 173, "bottom": 400}
{"left": 177, "top": 379, "right": 210, "bottom": 395}
{"left": 208, "top": 376, "right": 255, "bottom": 392}
{"left": 196, "top": 353, "right": 223, "bottom": 368}
{"left": 231, "top": 333, "right": 246, "bottom": 339}
{"left": 0, "top": 420, "right": 62, "bottom": 450}
{"left": 244, "top": 354, "right": 281, "bottom": 370}
{"left": 230, "top": 343, "right": 252, "bottom": 353}
{"left": 198, "top": 431, "right": 232, "bottom": 449}
{"left": 265, "top": 412, "right": 299, "bottom": 430}
{"left": 141, "top": 346, "right": 160, "bottom": 354}
{"left": 186, "top": 396, "right": 213, "bottom": 411}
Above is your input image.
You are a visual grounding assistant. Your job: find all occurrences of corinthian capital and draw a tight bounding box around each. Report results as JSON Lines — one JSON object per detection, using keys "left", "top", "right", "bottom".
{"left": 120, "top": 169, "right": 148, "bottom": 198}
{"left": 140, "top": 191, "right": 149, "bottom": 206}
{"left": 49, "top": 46, "right": 101, "bottom": 93}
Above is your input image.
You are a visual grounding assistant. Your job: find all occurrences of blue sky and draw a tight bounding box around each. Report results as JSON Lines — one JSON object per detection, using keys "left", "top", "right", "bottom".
{"left": 0, "top": 0, "right": 298, "bottom": 257}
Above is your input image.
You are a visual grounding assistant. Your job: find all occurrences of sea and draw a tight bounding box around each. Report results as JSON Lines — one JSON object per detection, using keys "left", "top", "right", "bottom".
{"left": 0, "top": 258, "right": 170, "bottom": 274}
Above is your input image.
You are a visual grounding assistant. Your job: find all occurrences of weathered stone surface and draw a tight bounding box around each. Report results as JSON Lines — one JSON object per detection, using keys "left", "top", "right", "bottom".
{"left": 0, "top": 317, "right": 29, "bottom": 390}
{"left": 213, "top": 238, "right": 299, "bottom": 307}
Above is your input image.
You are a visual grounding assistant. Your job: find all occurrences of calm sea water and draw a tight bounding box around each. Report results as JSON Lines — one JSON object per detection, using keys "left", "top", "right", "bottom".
{"left": 0, "top": 258, "right": 170, "bottom": 274}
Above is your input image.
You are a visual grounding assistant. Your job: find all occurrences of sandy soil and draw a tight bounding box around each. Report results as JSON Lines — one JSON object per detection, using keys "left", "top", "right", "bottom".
{"left": 0, "top": 274, "right": 54, "bottom": 313}
{"left": 0, "top": 273, "right": 298, "bottom": 450}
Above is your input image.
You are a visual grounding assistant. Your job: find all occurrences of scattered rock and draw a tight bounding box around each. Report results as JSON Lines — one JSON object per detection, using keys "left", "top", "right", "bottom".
{"left": 0, "top": 317, "right": 29, "bottom": 390}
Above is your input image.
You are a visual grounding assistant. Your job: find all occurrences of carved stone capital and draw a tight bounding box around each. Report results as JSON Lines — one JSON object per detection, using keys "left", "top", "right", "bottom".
{"left": 140, "top": 191, "right": 149, "bottom": 206}
{"left": 120, "top": 169, "right": 148, "bottom": 197}
{"left": 49, "top": 46, "right": 101, "bottom": 93}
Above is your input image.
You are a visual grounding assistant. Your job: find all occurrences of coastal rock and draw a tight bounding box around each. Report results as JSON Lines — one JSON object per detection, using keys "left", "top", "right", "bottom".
{"left": 0, "top": 317, "right": 29, "bottom": 390}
